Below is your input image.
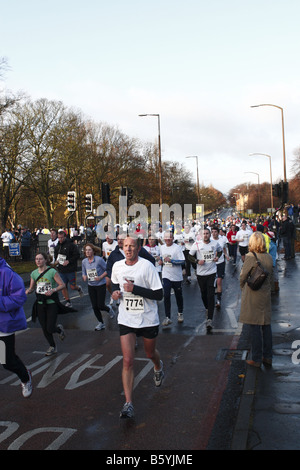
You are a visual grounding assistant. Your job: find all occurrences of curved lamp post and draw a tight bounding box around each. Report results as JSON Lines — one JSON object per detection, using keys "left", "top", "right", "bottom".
{"left": 251, "top": 104, "right": 287, "bottom": 182}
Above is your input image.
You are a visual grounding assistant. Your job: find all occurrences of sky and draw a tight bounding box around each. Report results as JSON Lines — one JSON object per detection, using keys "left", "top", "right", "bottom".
{"left": 1, "top": 0, "right": 300, "bottom": 196}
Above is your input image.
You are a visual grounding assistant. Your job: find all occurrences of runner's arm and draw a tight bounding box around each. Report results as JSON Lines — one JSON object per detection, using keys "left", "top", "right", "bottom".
{"left": 132, "top": 285, "right": 164, "bottom": 301}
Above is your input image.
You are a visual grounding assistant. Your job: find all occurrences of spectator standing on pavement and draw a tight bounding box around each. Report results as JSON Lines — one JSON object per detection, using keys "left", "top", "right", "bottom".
{"left": 26, "top": 253, "right": 66, "bottom": 356}
{"left": 111, "top": 236, "right": 164, "bottom": 419}
{"left": 82, "top": 243, "right": 114, "bottom": 331}
{"left": 20, "top": 227, "right": 31, "bottom": 261}
{"left": 239, "top": 232, "right": 273, "bottom": 367}
{"left": 1, "top": 229, "right": 14, "bottom": 259}
{"left": 54, "top": 230, "right": 83, "bottom": 307}
{"left": 159, "top": 231, "right": 185, "bottom": 325}
{"left": 280, "top": 214, "right": 293, "bottom": 260}
{"left": 0, "top": 257, "right": 33, "bottom": 397}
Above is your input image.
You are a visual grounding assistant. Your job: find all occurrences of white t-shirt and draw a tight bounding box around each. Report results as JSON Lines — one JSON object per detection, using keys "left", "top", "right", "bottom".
{"left": 1, "top": 232, "right": 13, "bottom": 246}
{"left": 48, "top": 237, "right": 59, "bottom": 261}
{"left": 212, "top": 235, "right": 228, "bottom": 264}
{"left": 173, "top": 232, "right": 185, "bottom": 251}
{"left": 144, "top": 244, "right": 161, "bottom": 272}
{"left": 182, "top": 231, "right": 196, "bottom": 251}
{"left": 235, "top": 228, "right": 252, "bottom": 247}
{"left": 189, "top": 239, "right": 221, "bottom": 276}
{"left": 102, "top": 240, "right": 118, "bottom": 259}
{"left": 160, "top": 243, "right": 185, "bottom": 281}
{"left": 111, "top": 257, "right": 162, "bottom": 328}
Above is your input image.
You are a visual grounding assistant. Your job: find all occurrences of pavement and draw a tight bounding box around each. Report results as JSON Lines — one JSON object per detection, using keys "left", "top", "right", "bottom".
{"left": 232, "top": 252, "right": 300, "bottom": 450}
{"left": 1, "top": 253, "right": 299, "bottom": 451}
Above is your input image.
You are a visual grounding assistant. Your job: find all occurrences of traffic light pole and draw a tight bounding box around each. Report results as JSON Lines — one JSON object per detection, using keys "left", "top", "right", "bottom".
{"left": 67, "top": 211, "right": 76, "bottom": 237}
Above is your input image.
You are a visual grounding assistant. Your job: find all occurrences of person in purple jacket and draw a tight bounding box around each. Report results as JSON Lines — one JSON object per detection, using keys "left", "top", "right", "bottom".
{"left": 0, "top": 257, "right": 33, "bottom": 398}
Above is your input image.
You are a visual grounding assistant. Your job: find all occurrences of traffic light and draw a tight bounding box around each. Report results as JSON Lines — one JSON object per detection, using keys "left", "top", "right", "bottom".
{"left": 101, "top": 182, "right": 111, "bottom": 203}
{"left": 127, "top": 188, "right": 133, "bottom": 200}
{"left": 67, "top": 191, "right": 76, "bottom": 211}
{"left": 85, "top": 194, "right": 93, "bottom": 212}
{"left": 272, "top": 184, "right": 281, "bottom": 198}
{"left": 281, "top": 181, "right": 289, "bottom": 204}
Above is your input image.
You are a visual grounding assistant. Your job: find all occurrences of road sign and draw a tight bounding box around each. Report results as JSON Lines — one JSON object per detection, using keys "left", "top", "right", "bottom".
{"left": 9, "top": 243, "right": 20, "bottom": 256}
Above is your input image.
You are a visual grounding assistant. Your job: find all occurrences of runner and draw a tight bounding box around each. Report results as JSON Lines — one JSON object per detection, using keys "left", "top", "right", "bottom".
{"left": 189, "top": 228, "right": 222, "bottom": 332}
{"left": 82, "top": 243, "right": 115, "bottom": 331}
{"left": 227, "top": 224, "right": 238, "bottom": 265}
{"left": 144, "top": 235, "right": 162, "bottom": 279}
{"left": 182, "top": 223, "right": 196, "bottom": 284}
{"left": 111, "top": 236, "right": 164, "bottom": 419}
{"left": 54, "top": 230, "right": 83, "bottom": 307}
{"left": 0, "top": 256, "right": 33, "bottom": 397}
{"left": 159, "top": 231, "right": 185, "bottom": 325}
{"left": 211, "top": 226, "right": 229, "bottom": 309}
{"left": 26, "top": 253, "right": 66, "bottom": 356}
{"left": 102, "top": 233, "right": 118, "bottom": 261}
{"left": 235, "top": 221, "right": 252, "bottom": 262}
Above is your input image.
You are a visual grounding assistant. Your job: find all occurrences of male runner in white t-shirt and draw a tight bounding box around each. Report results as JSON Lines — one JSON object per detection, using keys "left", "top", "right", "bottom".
{"left": 111, "top": 236, "right": 164, "bottom": 419}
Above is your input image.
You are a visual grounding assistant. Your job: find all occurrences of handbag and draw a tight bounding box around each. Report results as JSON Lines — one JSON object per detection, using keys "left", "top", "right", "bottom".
{"left": 246, "top": 252, "right": 269, "bottom": 291}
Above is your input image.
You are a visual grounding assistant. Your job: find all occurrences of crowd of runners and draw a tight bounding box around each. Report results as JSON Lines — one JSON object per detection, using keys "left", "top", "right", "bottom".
{"left": 0, "top": 206, "right": 298, "bottom": 418}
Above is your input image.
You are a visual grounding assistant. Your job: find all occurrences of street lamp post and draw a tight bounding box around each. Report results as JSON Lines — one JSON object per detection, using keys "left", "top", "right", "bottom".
{"left": 186, "top": 156, "right": 200, "bottom": 203}
{"left": 139, "top": 114, "right": 163, "bottom": 217}
{"left": 245, "top": 171, "right": 260, "bottom": 214}
{"left": 249, "top": 153, "right": 273, "bottom": 211}
{"left": 251, "top": 104, "right": 287, "bottom": 182}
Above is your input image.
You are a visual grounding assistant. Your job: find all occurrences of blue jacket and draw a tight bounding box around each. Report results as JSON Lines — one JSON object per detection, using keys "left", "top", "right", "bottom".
{"left": 0, "top": 258, "right": 28, "bottom": 333}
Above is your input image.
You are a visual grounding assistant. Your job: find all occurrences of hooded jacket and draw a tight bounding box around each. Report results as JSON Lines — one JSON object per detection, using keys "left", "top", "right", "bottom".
{"left": 0, "top": 258, "right": 28, "bottom": 333}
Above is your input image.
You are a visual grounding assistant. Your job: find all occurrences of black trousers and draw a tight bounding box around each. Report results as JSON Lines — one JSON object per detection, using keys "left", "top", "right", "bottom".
{"left": 37, "top": 302, "right": 61, "bottom": 347}
{"left": 88, "top": 284, "right": 109, "bottom": 322}
{"left": 0, "top": 334, "right": 29, "bottom": 383}
{"left": 197, "top": 273, "right": 215, "bottom": 320}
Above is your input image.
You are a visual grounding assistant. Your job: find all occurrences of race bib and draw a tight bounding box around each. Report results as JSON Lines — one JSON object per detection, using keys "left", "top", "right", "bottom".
{"left": 87, "top": 268, "right": 97, "bottom": 281}
{"left": 123, "top": 294, "right": 145, "bottom": 314}
{"left": 163, "top": 255, "right": 172, "bottom": 266}
{"left": 231, "top": 235, "right": 236, "bottom": 241}
{"left": 36, "top": 281, "right": 52, "bottom": 294}
{"left": 201, "top": 250, "right": 215, "bottom": 262}
{"left": 57, "top": 254, "right": 66, "bottom": 265}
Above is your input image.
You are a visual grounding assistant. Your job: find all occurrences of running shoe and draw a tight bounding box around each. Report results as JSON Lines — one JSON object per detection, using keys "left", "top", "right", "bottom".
{"left": 162, "top": 317, "right": 172, "bottom": 326}
{"left": 120, "top": 402, "right": 135, "bottom": 419}
{"left": 95, "top": 322, "right": 105, "bottom": 331}
{"left": 177, "top": 312, "right": 184, "bottom": 323}
{"left": 206, "top": 319, "right": 213, "bottom": 332}
{"left": 154, "top": 360, "right": 164, "bottom": 387}
{"left": 78, "top": 285, "right": 84, "bottom": 298}
{"left": 65, "top": 301, "right": 72, "bottom": 308}
{"left": 21, "top": 370, "right": 33, "bottom": 398}
{"left": 57, "top": 324, "right": 65, "bottom": 341}
{"left": 45, "top": 346, "right": 57, "bottom": 356}
{"left": 215, "top": 300, "right": 221, "bottom": 309}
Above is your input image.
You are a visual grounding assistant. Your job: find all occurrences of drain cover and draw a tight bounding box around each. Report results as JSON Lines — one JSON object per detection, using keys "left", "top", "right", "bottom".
{"left": 216, "top": 349, "right": 249, "bottom": 361}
